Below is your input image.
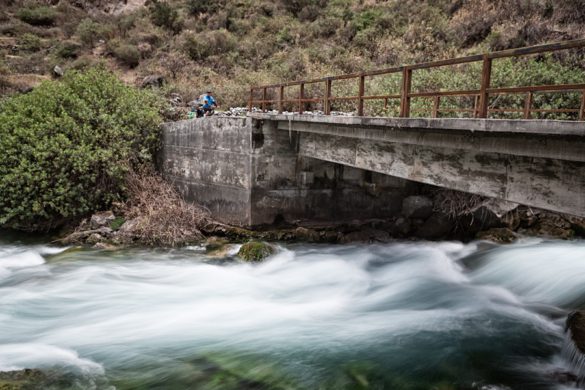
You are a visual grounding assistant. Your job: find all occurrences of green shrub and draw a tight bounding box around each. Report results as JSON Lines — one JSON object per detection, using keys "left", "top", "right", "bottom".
{"left": 186, "top": 0, "right": 220, "bottom": 15}
{"left": 183, "top": 29, "right": 236, "bottom": 61}
{"left": 18, "top": 33, "right": 43, "bottom": 52}
{"left": 76, "top": 18, "right": 107, "bottom": 47}
{"left": 148, "top": 0, "right": 183, "bottom": 34}
{"left": 0, "top": 67, "right": 163, "bottom": 231}
{"left": 17, "top": 6, "right": 58, "bottom": 26}
{"left": 113, "top": 44, "right": 141, "bottom": 68}
{"left": 55, "top": 41, "right": 81, "bottom": 59}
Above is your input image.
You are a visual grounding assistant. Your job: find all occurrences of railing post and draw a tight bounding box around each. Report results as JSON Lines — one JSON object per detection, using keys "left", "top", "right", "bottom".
{"left": 358, "top": 75, "right": 365, "bottom": 116}
{"left": 299, "top": 83, "right": 304, "bottom": 114}
{"left": 432, "top": 96, "right": 440, "bottom": 118}
{"left": 324, "top": 78, "right": 332, "bottom": 115}
{"left": 248, "top": 87, "right": 253, "bottom": 112}
{"left": 262, "top": 87, "right": 267, "bottom": 112}
{"left": 580, "top": 89, "right": 585, "bottom": 121}
{"left": 478, "top": 54, "right": 492, "bottom": 118}
{"left": 524, "top": 91, "right": 533, "bottom": 119}
{"left": 278, "top": 85, "right": 284, "bottom": 114}
{"left": 400, "top": 67, "right": 412, "bottom": 117}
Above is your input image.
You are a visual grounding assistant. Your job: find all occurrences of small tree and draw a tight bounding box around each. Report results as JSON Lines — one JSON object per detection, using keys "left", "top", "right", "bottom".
{"left": 0, "top": 67, "right": 164, "bottom": 231}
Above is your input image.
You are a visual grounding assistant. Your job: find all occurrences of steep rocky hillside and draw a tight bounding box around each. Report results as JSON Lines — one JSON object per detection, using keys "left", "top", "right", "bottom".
{"left": 1, "top": 0, "right": 584, "bottom": 110}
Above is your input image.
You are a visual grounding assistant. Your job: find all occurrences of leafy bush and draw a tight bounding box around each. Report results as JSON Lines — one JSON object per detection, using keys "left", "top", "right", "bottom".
{"left": 55, "top": 41, "right": 81, "bottom": 59}
{"left": 16, "top": 6, "right": 58, "bottom": 26}
{"left": 76, "top": 18, "right": 110, "bottom": 47}
{"left": 148, "top": 0, "right": 183, "bottom": 34}
{"left": 113, "top": 44, "right": 141, "bottom": 67}
{"left": 0, "top": 67, "right": 163, "bottom": 231}
{"left": 186, "top": 0, "right": 221, "bottom": 15}
{"left": 183, "top": 29, "right": 236, "bottom": 61}
{"left": 18, "top": 33, "right": 43, "bottom": 52}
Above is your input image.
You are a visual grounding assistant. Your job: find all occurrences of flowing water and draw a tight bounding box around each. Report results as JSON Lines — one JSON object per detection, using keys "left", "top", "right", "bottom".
{"left": 1, "top": 233, "right": 585, "bottom": 389}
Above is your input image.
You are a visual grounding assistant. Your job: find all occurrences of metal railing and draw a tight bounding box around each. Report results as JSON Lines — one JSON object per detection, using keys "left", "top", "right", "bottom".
{"left": 248, "top": 39, "right": 585, "bottom": 120}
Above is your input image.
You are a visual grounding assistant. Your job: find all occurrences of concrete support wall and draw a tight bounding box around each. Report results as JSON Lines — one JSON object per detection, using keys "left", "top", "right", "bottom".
{"left": 160, "top": 118, "right": 253, "bottom": 225}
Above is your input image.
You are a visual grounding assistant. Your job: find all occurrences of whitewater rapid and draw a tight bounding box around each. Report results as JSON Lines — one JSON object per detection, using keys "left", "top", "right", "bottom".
{"left": 1, "top": 238, "right": 584, "bottom": 389}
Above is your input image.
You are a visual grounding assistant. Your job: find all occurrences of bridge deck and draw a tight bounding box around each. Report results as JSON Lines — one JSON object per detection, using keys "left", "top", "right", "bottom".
{"left": 249, "top": 114, "right": 585, "bottom": 137}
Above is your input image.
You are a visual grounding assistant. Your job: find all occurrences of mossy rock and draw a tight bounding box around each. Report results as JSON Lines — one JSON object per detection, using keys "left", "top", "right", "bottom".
{"left": 237, "top": 241, "right": 275, "bottom": 262}
{"left": 476, "top": 227, "right": 518, "bottom": 243}
{"left": 0, "top": 368, "right": 73, "bottom": 390}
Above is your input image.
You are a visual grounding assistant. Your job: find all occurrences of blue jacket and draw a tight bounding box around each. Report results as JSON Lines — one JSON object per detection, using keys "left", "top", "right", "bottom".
{"left": 201, "top": 94, "right": 216, "bottom": 109}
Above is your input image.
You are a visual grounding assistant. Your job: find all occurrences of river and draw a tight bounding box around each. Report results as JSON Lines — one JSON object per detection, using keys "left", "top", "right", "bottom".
{"left": 1, "top": 235, "right": 584, "bottom": 389}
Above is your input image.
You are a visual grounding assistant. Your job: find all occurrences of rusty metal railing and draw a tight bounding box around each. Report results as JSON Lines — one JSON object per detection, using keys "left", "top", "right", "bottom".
{"left": 248, "top": 39, "right": 585, "bottom": 120}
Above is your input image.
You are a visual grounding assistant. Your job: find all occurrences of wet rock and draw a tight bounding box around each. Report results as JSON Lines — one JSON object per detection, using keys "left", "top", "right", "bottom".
{"left": 320, "top": 230, "right": 341, "bottom": 243}
{"left": 90, "top": 210, "right": 115, "bottom": 229}
{"left": 392, "top": 217, "right": 411, "bottom": 236}
{"left": 141, "top": 74, "right": 164, "bottom": 88}
{"left": 567, "top": 311, "right": 585, "bottom": 354}
{"left": 521, "top": 211, "right": 574, "bottom": 239}
{"left": 0, "top": 368, "right": 73, "bottom": 389}
{"left": 416, "top": 212, "right": 453, "bottom": 239}
{"left": 62, "top": 226, "right": 112, "bottom": 244}
{"left": 237, "top": 241, "right": 275, "bottom": 262}
{"left": 340, "top": 228, "right": 391, "bottom": 243}
{"left": 294, "top": 226, "right": 320, "bottom": 242}
{"left": 118, "top": 217, "right": 143, "bottom": 234}
{"left": 568, "top": 215, "right": 585, "bottom": 237}
{"left": 205, "top": 236, "right": 230, "bottom": 252}
{"left": 86, "top": 233, "right": 104, "bottom": 245}
{"left": 402, "top": 195, "right": 433, "bottom": 219}
{"left": 92, "top": 242, "right": 118, "bottom": 250}
{"left": 476, "top": 227, "right": 518, "bottom": 243}
{"left": 204, "top": 236, "right": 234, "bottom": 257}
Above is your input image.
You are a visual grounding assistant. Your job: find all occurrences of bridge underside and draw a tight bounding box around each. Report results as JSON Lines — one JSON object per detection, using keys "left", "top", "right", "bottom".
{"left": 259, "top": 114, "right": 585, "bottom": 217}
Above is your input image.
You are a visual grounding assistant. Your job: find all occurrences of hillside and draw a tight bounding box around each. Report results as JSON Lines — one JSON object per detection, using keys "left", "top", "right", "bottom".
{"left": 1, "top": 0, "right": 584, "bottom": 112}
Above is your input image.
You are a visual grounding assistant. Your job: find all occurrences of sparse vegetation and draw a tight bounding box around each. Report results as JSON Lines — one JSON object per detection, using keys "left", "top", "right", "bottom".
{"left": 0, "top": 0, "right": 583, "bottom": 112}
{"left": 16, "top": 6, "right": 58, "bottom": 26}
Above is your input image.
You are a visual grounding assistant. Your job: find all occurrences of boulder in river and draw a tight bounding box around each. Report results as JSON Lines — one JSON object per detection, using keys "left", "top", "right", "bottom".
{"left": 567, "top": 311, "right": 585, "bottom": 354}
{"left": 0, "top": 368, "right": 72, "bottom": 389}
{"left": 237, "top": 241, "right": 275, "bottom": 262}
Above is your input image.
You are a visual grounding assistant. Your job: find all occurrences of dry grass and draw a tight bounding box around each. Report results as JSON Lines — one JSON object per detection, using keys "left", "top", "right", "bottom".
{"left": 119, "top": 167, "right": 210, "bottom": 246}
{"left": 433, "top": 189, "right": 487, "bottom": 219}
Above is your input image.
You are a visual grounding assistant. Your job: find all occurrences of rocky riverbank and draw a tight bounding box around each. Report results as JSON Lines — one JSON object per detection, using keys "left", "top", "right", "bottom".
{"left": 60, "top": 188, "right": 585, "bottom": 252}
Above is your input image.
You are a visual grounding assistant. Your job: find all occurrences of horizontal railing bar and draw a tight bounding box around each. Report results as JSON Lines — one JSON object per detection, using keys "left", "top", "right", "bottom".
{"left": 408, "top": 55, "right": 484, "bottom": 71}
{"left": 409, "top": 90, "right": 480, "bottom": 98}
{"left": 488, "top": 38, "right": 585, "bottom": 59}
{"left": 489, "top": 108, "right": 580, "bottom": 113}
{"left": 488, "top": 84, "right": 585, "bottom": 94}
{"left": 364, "top": 94, "right": 401, "bottom": 100}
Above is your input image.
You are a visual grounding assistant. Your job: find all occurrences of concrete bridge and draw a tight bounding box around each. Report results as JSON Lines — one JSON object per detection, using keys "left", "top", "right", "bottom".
{"left": 161, "top": 40, "right": 585, "bottom": 227}
{"left": 159, "top": 115, "right": 585, "bottom": 227}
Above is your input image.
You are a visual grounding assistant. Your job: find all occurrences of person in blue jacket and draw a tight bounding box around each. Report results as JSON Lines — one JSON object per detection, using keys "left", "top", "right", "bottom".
{"left": 196, "top": 90, "right": 218, "bottom": 118}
